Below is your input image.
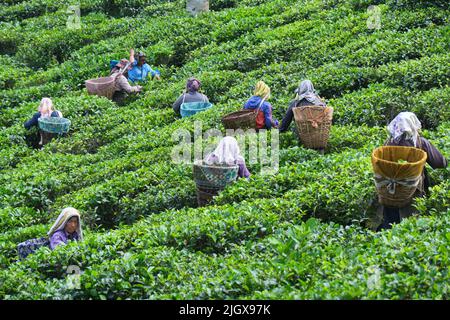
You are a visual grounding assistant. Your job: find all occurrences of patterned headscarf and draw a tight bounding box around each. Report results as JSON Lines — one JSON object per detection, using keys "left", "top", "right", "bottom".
{"left": 387, "top": 112, "right": 422, "bottom": 147}
{"left": 205, "top": 136, "right": 245, "bottom": 166}
{"left": 294, "top": 80, "right": 325, "bottom": 106}
{"left": 48, "top": 207, "right": 83, "bottom": 240}
{"left": 186, "top": 77, "right": 201, "bottom": 93}
{"left": 254, "top": 81, "right": 270, "bottom": 99}
{"left": 38, "top": 98, "right": 54, "bottom": 118}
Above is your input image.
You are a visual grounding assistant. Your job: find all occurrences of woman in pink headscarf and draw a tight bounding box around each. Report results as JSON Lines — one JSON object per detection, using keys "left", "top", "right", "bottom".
{"left": 205, "top": 136, "right": 250, "bottom": 179}
{"left": 24, "top": 98, "right": 62, "bottom": 130}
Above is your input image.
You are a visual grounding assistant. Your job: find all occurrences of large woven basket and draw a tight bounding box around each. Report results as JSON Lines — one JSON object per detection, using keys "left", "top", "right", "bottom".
{"left": 193, "top": 160, "right": 239, "bottom": 189}
{"left": 293, "top": 106, "right": 333, "bottom": 149}
{"left": 222, "top": 109, "right": 258, "bottom": 130}
{"left": 85, "top": 76, "right": 116, "bottom": 99}
{"left": 180, "top": 102, "right": 213, "bottom": 118}
{"left": 371, "top": 146, "right": 427, "bottom": 208}
{"left": 38, "top": 117, "right": 71, "bottom": 134}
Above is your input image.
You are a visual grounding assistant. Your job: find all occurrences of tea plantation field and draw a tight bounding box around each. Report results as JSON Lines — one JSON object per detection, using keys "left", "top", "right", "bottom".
{"left": 0, "top": 0, "right": 449, "bottom": 299}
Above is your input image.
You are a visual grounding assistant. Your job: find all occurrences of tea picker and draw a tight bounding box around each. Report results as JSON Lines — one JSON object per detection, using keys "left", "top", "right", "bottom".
{"left": 372, "top": 112, "right": 447, "bottom": 231}
{"left": 173, "top": 77, "right": 212, "bottom": 117}
{"left": 24, "top": 98, "right": 70, "bottom": 146}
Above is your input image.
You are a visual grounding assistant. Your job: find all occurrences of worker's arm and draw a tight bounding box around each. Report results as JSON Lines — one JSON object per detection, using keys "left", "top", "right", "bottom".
{"left": 129, "top": 48, "right": 135, "bottom": 64}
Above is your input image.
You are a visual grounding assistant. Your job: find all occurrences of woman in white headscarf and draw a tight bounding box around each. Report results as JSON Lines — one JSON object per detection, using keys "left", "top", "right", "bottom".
{"left": 279, "top": 80, "right": 325, "bottom": 133}
{"left": 48, "top": 207, "right": 83, "bottom": 250}
{"left": 24, "top": 98, "right": 63, "bottom": 130}
{"left": 377, "top": 112, "right": 447, "bottom": 231}
{"left": 205, "top": 136, "right": 250, "bottom": 178}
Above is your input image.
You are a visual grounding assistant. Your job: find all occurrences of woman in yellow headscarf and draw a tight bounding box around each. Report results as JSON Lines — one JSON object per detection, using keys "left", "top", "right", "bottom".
{"left": 243, "top": 81, "right": 278, "bottom": 129}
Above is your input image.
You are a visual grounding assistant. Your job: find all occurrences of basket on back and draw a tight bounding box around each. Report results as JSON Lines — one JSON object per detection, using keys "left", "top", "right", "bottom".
{"left": 38, "top": 117, "right": 71, "bottom": 134}
{"left": 193, "top": 160, "right": 239, "bottom": 206}
{"left": 371, "top": 146, "right": 427, "bottom": 208}
{"left": 180, "top": 102, "right": 213, "bottom": 118}
{"left": 221, "top": 109, "right": 258, "bottom": 130}
{"left": 293, "top": 106, "right": 333, "bottom": 149}
{"left": 85, "top": 76, "right": 116, "bottom": 100}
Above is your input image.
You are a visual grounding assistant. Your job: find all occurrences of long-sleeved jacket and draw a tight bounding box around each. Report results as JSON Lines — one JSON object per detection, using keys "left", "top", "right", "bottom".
{"left": 243, "top": 95, "right": 278, "bottom": 129}
{"left": 173, "top": 91, "right": 209, "bottom": 115}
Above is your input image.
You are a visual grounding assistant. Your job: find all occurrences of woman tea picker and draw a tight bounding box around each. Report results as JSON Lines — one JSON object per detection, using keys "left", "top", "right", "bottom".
{"left": 110, "top": 57, "right": 142, "bottom": 104}
{"left": 205, "top": 136, "right": 250, "bottom": 179}
{"left": 48, "top": 207, "right": 83, "bottom": 249}
{"left": 278, "top": 79, "right": 326, "bottom": 133}
{"left": 17, "top": 207, "right": 83, "bottom": 259}
{"left": 173, "top": 77, "right": 210, "bottom": 116}
{"left": 377, "top": 112, "right": 447, "bottom": 231}
{"left": 243, "top": 81, "right": 279, "bottom": 130}
{"left": 127, "top": 48, "right": 161, "bottom": 83}
{"left": 24, "top": 97, "right": 62, "bottom": 130}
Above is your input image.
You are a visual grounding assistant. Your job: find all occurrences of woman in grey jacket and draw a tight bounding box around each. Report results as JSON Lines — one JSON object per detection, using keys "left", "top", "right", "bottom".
{"left": 173, "top": 77, "right": 209, "bottom": 115}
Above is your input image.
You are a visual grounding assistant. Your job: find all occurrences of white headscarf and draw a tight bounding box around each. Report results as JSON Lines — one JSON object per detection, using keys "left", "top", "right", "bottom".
{"left": 38, "top": 98, "right": 54, "bottom": 118}
{"left": 205, "top": 136, "right": 245, "bottom": 166}
{"left": 295, "top": 80, "right": 325, "bottom": 106}
{"left": 387, "top": 112, "right": 422, "bottom": 147}
{"left": 48, "top": 207, "right": 83, "bottom": 239}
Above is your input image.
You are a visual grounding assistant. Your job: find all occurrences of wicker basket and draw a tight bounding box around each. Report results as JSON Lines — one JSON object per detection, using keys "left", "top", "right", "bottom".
{"left": 371, "top": 146, "right": 427, "bottom": 208}
{"left": 222, "top": 109, "right": 258, "bottom": 130}
{"left": 196, "top": 186, "right": 221, "bottom": 207}
{"left": 293, "top": 106, "right": 333, "bottom": 149}
{"left": 38, "top": 117, "right": 71, "bottom": 134}
{"left": 193, "top": 160, "right": 239, "bottom": 189}
{"left": 180, "top": 102, "right": 213, "bottom": 118}
{"left": 85, "top": 76, "right": 116, "bottom": 100}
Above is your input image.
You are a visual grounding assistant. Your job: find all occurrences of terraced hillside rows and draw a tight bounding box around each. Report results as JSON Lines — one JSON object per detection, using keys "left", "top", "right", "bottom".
{"left": 0, "top": 0, "right": 449, "bottom": 299}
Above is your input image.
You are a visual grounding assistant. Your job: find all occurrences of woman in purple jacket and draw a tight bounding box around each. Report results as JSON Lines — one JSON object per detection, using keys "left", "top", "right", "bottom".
{"left": 204, "top": 136, "right": 250, "bottom": 179}
{"left": 48, "top": 207, "right": 83, "bottom": 250}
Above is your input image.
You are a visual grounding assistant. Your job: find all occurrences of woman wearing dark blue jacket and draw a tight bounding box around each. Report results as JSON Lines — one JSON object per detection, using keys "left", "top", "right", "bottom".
{"left": 24, "top": 98, "right": 62, "bottom": 130}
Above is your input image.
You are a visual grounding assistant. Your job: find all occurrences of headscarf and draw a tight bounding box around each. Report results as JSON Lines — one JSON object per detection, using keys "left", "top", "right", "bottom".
{"left": 48, "top": 207, "right": 83, "bottom": 240}
{"left": 38, "top": 98, "right": 54, "bottom": 118}
{"left": 387, "top": 112, "right": 422, "bottom": 147}
{"left": 110, "top": 59, "right": 132, "bottom": 76}
{"left": 254, "top": 81, "right": 270, "bottom": 99}
{"left": 186, "top": 77, "right": 201, "bottom": 93}
{"left": 205, "top": 136, "right": 245, "bottom": 166}
{"left": 294, "top": 80, "right": 325, "bottom": 106}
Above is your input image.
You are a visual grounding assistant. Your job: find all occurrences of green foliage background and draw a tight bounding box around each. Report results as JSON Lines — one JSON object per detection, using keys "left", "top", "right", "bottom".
{"left": 0, "top": 0, "right": 449, "bottom": 299}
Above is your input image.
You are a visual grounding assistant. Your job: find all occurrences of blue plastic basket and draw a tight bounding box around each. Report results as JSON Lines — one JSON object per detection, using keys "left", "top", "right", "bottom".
{"left": 38, "top": 117, "right": 71, "bottom": 134}
{"left": 180, "top": 102, "right": 213, "bottom": 118}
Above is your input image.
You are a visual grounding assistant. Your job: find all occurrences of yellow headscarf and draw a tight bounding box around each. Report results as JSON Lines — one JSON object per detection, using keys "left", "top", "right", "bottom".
{"left": 253, "top": 81, "right": 270, "bottom": 99}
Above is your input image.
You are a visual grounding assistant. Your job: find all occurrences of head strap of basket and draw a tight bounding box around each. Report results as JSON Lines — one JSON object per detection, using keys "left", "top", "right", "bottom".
{"left": 186, "top": 77, "right": 201, "bottom": 93}
{"left": 38, "top": 98, "right": 54, "bottom": 118}
{"left": 295, "top": 80, "right": 325, "bottom": 106}
{"left": 387, "top": 112, "right": 422, "bottom": 148}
